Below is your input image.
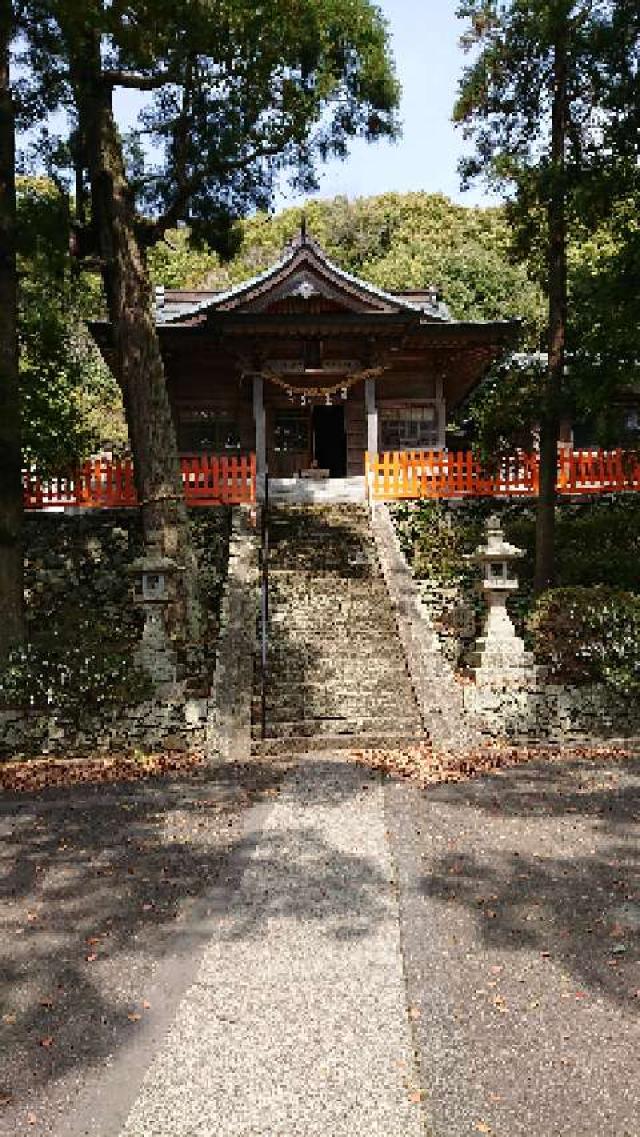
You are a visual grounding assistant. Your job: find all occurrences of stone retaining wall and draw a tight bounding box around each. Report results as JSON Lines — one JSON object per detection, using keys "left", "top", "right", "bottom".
{"left": 379, "top": 502, "right": 640, "bottom": 747}
{"left": 207, "top": 506, "right": 259, "bottom": 762}
{"left": 0, "top": 507, "right": 232, "bottom": 759}
{"left": 0, "top": 694, "right": 211, "bottom": 758}
{"left": 464, "top": 677, "right": 640, "bottom": 743}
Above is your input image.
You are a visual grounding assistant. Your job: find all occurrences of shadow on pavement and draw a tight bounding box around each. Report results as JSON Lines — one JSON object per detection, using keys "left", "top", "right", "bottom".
{"left": 413, "top": 754, "right": 640, "bottom": 1008}
{"left": 0, "top": 756, "right": 383, "bottom": 1108}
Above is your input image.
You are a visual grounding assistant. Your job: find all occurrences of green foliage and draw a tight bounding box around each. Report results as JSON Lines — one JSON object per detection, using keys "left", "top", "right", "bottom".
{"left": 454, "top": 2, "right": 640, "bottom": 461}
{"left": 0, "top": 638, "right": 153, "bottom": 724}
{"left": 21, "top": 0, "right": 400, "bottom": 249}
{"left": 392, "top": 500, "right": 484, "bottom": 586}
{"left": 464, "top": 357, "right": 545, "bottom": 463}
{"left": 17, "top": 178, "right": 126, "bottom": 472}
{"left": 148, "top": 192, "right": 545, "bottom": 336}
{"left": 393, "top": 496, "right": 640, "bottom": 668}
{"left": 528, "top": 586, "right": 640, "bottom": 692}
{"left": 0, "top": 513, "right": 145, "bottom": 720}
{"left": 0, "top": 507, "right": 232, "bottom": 721}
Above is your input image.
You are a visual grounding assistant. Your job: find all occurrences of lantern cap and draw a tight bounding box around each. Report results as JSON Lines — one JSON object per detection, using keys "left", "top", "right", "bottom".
{"left": 128, "top": 551, "right": 183, "bottom": 576}
{"left": 471, "top": 514, "right": 524, "bottom": 563}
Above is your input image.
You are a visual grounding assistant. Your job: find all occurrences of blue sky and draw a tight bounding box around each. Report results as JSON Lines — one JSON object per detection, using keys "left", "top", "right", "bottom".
{"left": 274, "top": 0, "right": 495, "bottom": 208}
{"left": 109, "top": 1, "right": 496, "bottom": 213}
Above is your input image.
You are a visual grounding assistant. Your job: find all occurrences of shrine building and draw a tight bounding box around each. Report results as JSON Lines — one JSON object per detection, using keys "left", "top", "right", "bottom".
{"left": 96, "top": 230, "right": 520, "bottom": 500}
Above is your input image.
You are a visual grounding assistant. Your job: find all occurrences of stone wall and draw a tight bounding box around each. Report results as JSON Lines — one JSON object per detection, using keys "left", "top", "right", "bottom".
{"left": 464, "top": 677, "right": 640, "bottom": 743}
{"left": 0, "top": 507, "right": 231, "bottom": 759}
{"left": 207, "top": 506, "right": 259, "bottom": 762}
{"left": 0, "top": 695, "right": 211, "bottom": 757}
{"left": 384, "top": 504, "right": 640, "bottom": 746}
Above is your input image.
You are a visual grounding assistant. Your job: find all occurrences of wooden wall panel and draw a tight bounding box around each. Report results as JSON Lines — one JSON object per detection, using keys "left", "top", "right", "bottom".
{"left": 377, "top": 372, "right": 436, "bottom": 401}
{"left": 346, "top": 385, "right": 366, "bottom": 476}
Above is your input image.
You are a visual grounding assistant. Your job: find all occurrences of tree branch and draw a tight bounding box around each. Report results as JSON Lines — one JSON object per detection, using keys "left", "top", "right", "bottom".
{"left": 141, "top": 140, "right": 286, "bottom": 245}
{"left": 102, "top": 70, "right": 172, "bottom": 91}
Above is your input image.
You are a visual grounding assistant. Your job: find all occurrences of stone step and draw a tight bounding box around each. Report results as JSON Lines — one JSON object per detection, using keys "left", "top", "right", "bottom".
{"left": 251, "top": 503, "right": 422, "bottom": 745}
{"left": 251, "top": 693, "right": 419, "bottom": 712}
{"left": 257, "top": 687, "right": 416, "bottom": 707}
{"left": 250, "top": 732, "right": 430, "bottom": 757}
{"left": 260, "top": 664, "right": 416, "bottom": 682}
{"left": 250, "top": 716, "right": 422, "bottom": 739}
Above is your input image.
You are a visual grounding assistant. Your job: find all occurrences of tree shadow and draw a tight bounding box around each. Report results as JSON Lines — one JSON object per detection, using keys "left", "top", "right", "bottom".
{"left": 258, "top": 506, "right": 377, "bottom": 735}
{"left": 412, "top": 754, "right": 640, "bottom": 1008}
{"left": 0, "top": 756, "right": 385, "bottom": 1108}
{"left": 268, "top": 505, "right": 374, "bottom": 579}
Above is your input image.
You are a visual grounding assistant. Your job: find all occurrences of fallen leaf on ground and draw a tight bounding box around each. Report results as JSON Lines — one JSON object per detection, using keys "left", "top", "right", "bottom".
{"left": 348, "top": 740, "right": 637, "bottom": 791}
{"left": 0, "top": 750, "right": 206, "bottom": 795}
{"left": 38, "top": 1037, "right": 54, "bottom": 1048}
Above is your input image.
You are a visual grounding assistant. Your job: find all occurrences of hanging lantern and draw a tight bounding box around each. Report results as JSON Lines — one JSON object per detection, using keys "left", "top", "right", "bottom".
{"left": 325, "top": 392, "right": 332, "bottom": 406}
{"left": 300, "top": 394, "right": 306, "bottom": 406}
{"left": 341, "top": 386, "right": 348, "bottom": 400}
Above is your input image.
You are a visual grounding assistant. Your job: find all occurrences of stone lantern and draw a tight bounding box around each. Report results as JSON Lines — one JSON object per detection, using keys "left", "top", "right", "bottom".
{"left": 128, "top": 539, "right": 184, "bottom": 687}
{"left": 469, "top": 514, "right": 533, "bottom": 684}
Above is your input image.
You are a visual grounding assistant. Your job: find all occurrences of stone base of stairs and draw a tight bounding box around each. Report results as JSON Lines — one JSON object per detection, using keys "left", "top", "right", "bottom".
{"left": 251, "top": 732, "right": 431, "bottom": 758}
{"left": 262, "top": 476, "right": 366, "bottom": 504}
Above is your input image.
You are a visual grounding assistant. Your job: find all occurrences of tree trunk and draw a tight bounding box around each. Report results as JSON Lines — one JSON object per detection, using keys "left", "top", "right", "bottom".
{"left": 71, "top": 37, "right": 202, "bottom": 668}
{"left": 0, "top": 0, "right": 24, "bottom": 663}
{"left": 534, "top": 16, "right": 568, "bottom": 595}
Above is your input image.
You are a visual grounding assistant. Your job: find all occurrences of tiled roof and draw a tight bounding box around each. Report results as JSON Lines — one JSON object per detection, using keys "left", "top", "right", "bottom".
{"left": 153, "top": 233, "right": 452, "bottom": 324}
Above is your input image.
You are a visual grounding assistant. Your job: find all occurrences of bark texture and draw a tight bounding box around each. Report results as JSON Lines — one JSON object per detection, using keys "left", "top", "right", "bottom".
{"left": 72, "top": 35, "right": 202, "bottom": 667}
{"left": 534, "top": 18, "right": 568, "bottom": 595}
{"left": 0, "top": 1, "right": 24, "bottom": 662}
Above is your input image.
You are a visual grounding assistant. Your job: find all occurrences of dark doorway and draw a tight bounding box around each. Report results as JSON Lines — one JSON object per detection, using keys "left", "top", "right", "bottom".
{"left": 312, "top": 405, "right": 347, "bottom": 476}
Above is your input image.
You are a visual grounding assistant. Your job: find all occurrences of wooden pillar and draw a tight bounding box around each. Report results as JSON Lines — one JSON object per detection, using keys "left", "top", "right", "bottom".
{"left": 435, "top": 375, "right": 446, "bottom": 449}
{"left": 252, "top": 374, "right": 266, "bottom": 477}
{"left": 365, "top": 376, "right": 378, "bottom": 455}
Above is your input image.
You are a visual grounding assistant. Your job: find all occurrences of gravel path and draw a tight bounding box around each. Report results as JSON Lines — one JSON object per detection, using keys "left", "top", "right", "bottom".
{"left": 386, "top": 751, "right": 640, "bottom": 1137}
{"left": 120, "top": 757, "right": 425, "bottom": 1137}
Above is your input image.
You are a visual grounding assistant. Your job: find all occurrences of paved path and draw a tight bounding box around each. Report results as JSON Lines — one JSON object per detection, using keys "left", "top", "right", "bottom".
{"left": 386, "top": 753, "right": 640, "bottom": 1137}
{"left": 119, "top": 757, "right": 425, "bottom": 1137}
{"left": 3, "top": 750, "right": 638, "bottom": 1136}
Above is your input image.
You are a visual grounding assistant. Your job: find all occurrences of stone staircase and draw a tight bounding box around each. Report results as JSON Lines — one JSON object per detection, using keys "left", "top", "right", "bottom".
{"left": 251, "top": 505, "right": 429, "bottom": 755}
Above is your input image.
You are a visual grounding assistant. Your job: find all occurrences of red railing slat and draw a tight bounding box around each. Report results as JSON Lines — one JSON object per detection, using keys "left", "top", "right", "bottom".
{"left": 364, "top": 448, "right": 640, "bottom": 502}
{"left": 23, "top": 454, "right": 257, "bottom": 511}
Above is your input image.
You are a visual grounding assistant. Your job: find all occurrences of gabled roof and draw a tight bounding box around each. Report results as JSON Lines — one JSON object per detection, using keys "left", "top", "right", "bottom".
{"left": 155, "top": 231, "right": 452, "bottom": 325}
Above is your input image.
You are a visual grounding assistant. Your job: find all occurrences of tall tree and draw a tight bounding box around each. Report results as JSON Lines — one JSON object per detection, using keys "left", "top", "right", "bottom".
{"left": 0, "top": 0, "right": 24, "bottom": 662}
{"left": 21, "top": 0, "right": 399, "bottom": 664}
{"left": 455, "top": 0, "right": 639, "bottom": 592}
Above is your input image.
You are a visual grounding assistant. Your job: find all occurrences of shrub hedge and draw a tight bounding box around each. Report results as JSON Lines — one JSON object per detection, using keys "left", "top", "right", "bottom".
{"left": 528, "top": 586, "right": 640, "bottom": 693}
{"left": 392, "top": 496, "right": 640, "bottom": 687}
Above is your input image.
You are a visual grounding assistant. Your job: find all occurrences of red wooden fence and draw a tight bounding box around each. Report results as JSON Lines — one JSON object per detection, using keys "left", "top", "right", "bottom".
{"left": 365, "top": 448, "right": 640, "bottom": 501}
{"left": 23, "top": 453, "right": 256, "bottom": 511}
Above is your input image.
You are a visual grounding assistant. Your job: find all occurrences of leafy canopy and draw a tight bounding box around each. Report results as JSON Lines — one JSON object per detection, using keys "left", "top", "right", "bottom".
{"left": 17, "top": 178, "right": 125, "bottom": 473}
{"left": 19, "top": 0, "right": 400, "bottom": 250}
{"left": 148, "top": 191, "right": 546, "bottom": 336}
